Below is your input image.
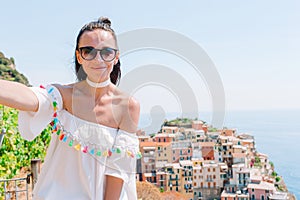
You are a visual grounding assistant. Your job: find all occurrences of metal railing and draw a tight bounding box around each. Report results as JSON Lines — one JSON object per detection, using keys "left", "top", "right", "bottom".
{"left": 0, "top": 174, "right": 31, "bottom": 200}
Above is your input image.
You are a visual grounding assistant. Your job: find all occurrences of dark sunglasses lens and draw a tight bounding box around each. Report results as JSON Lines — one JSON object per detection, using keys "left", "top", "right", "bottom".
{"left": 81, "top": 47, "right": 97, "bottom": 60}
{"left": 100, "top": 48, "right": 116, "bottom": 61}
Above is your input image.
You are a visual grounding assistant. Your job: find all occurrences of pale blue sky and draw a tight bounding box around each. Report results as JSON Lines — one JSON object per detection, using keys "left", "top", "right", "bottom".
{"left": 1, "top": 0, "right": 300, "bottom": 115}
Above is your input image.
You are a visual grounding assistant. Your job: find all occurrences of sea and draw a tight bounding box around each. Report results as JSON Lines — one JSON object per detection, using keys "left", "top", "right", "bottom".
{"left": 139, "top": 109, "right": 300, "bottom": 198}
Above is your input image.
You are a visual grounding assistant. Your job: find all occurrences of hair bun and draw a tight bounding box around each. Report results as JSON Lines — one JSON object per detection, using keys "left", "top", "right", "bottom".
{"left": 98, "top": 17, "right": 111, "bottom": 27}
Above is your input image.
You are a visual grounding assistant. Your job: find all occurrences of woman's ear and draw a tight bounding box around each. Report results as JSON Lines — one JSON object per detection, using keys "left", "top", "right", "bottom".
{"left": 76, "top": 50, "right": 82, "bottom": 65}
{"left": 114, "top": 51, "right": 120, "bottom": 65}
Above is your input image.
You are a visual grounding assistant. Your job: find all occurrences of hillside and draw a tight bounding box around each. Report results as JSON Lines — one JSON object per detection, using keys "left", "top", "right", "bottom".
{"left": 0, "top": 51, "right": 30, "bottom": 86}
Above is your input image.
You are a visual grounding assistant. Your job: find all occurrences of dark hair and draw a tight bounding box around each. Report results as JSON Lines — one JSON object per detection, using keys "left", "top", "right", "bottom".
{"left": 75, "top": 17, "right": 121, "bottom": 85}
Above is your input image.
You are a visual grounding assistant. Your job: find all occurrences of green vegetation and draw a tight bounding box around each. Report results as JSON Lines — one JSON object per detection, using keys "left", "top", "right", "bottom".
{"left": 254, "top": 156, "right": 262, "bottom": 168}
{"left": 0, "top": 51, "right": 30, "bottom": 86}
{"left": 163, "top": 117, "right": 205, "bottom": 127}
{"left": 0, "top": 106, "right": 51, "bottom": 180}
{"left": 164, "top": 117, "right": 193, "bottom": 126}
{"left": 159, "top": 187, "right": 164, "bottom": 193}
{"left": 0, "top": 106, "right": 51, "bottom": 197}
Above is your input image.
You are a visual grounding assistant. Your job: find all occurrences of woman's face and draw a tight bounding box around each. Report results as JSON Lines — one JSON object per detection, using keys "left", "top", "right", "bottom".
{"left": 76, "top": 29, "right": 119, "bottom": 82}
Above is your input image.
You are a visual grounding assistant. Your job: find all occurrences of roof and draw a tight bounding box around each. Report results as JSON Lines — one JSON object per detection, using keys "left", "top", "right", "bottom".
{"left": 155, "top": 133, "right": 176, "bottom": 137}
{"left": 140, "top": 141, "right": 156, "bottom": 147}
{"left": 269, "top": 192, "right": 288, "bottom": 200}
{"left": 199, "top": 142, "right": 215, "bottom": 147}
{"left": 179, "top": 160, "right": 193, "bottom": 166}
{"left": 157, "top": 142, "right": 171, "bottom": 147}
{"left": 247, "top": 181, "right": 276, "bottom": 191}
{"left": 143, "top": 146, "right": 156, "bottom": 150}
{"left": 162, "top": 126, "right": 178, "bottom": 130}
{"left": 192, "top": 120, "right": 204, "bottom": 124}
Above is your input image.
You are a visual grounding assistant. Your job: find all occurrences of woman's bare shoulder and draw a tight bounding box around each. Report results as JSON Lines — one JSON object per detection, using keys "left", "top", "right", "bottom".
{"left": 113, "top": 86, "right": 140, "bottom": 133}
{"left": 52, "top": 83, "right": 74, "bottom": 96}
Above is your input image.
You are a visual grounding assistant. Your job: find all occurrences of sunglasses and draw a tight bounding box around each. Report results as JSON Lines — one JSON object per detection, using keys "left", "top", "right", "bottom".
{"left": 79, "top": 46, "right": 118, "bottom": 62}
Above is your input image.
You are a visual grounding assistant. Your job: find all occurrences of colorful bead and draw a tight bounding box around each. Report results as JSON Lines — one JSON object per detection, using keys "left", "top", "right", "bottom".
{"left": 96, "top": 151, "right": 102, "bottom": 156}
{"left": 56, "top": 129, "right": 61, "bottom": 136}
{"left": 83, "top": 146, "right": 88, "bottom": 153}
{"left": 103, "top": 150, "right": 108, "bottom": 157}
{"left": 53, "top": 112, "right": 57, "bottom": 117}
{"left": 53, "top": 101, "right": 57, "bottom": 108}
{"left": 116, "top": 148, "right": 121, "bottom": 153}
{"left": 62, "top": 135, "right": 68, "bottom": 142}
{"left": 52, "top": 124, "right": 57, "bottom": 131}
{"left": 90, "top": 149, "right": 95, "bottom": 155}
{"left": 53, "top": 118, "right": 58, "bottom": 124}
{"left": 108, "top": 149, "right": 112, "bottom": 157}
{"left": 69, "top": 140, "right": 74, "bottom": 147}
{"left": 137, "top": 152, "right": 142, "bottom": 159}
{"left": 74, "top": 144, "right": 81, "bottom": 151}
{"left": 47, "top": 87, "right": 54, "bottom": 93}
{"left": 59, "top": 133, "right": 65, "bottom": 141}
{"left": 40, "top": 85, "right": 45, "bottom": 89}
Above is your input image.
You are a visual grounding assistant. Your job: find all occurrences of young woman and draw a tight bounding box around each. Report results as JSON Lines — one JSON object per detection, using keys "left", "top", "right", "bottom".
{"left": 0, "top": 17, "right": 140, "bottom": 200}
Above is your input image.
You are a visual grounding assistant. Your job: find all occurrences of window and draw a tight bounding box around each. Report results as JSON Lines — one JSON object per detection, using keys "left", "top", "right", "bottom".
{"left": 158, "top": 146, "right": 161, "bottom": 150}
{"left": 261, "top": 196, "right": 264, "bottom": 200}
{"left": 213, "top": 168, "right": 215, "bottom": 172}
{"left": 194, "top": 170, "right": 197, "bottom": 173}
{"left": 158, "top": 138, "right": 161, "bottom": 142}
{"left": 173, "top": 157, "right": 175, "bottom": 161}
{"left": 164, "top": 138, "right": 166, "bottom": 142}
{"left": 213, "top": 175, "right": 216, "bottom": 179}
{"left": 194, "top": 182, "right": 196, "bottom": 186}
{"left": 208, "top": 168, "right": 210, "bottom": 172}
{"left": 164, "top": 147, "right": 166, "bottom": 150}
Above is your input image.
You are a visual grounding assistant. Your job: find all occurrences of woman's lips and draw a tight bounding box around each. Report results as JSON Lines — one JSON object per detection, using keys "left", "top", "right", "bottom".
{"left": 91, "top": 67, "right": 106, "bottom": 70}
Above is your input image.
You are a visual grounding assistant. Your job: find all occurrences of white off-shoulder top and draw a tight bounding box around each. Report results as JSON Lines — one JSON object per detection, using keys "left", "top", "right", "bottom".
{"left": 18, "top": 85, "right": 140, "bottom": 200}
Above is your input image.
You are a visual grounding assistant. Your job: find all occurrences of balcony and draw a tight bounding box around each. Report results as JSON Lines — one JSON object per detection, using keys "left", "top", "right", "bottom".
{"left": 169, "top": 176, "right": 179, "bottom": 181}
{"left": 143, "top": 153, "right": 155, "bottom": 157}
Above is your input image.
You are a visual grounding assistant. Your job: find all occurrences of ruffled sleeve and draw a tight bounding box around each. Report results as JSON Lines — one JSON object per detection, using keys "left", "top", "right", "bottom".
{"left": 18, "top": 85, "right": 63, "bottom": 141}
{"left": 104, "top": 130, "right": 141, "bottom": 183}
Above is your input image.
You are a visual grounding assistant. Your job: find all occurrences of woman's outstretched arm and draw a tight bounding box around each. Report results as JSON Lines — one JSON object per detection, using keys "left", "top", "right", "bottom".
{"left": 0, "top": 80, "right": 39, "bottom": 112}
